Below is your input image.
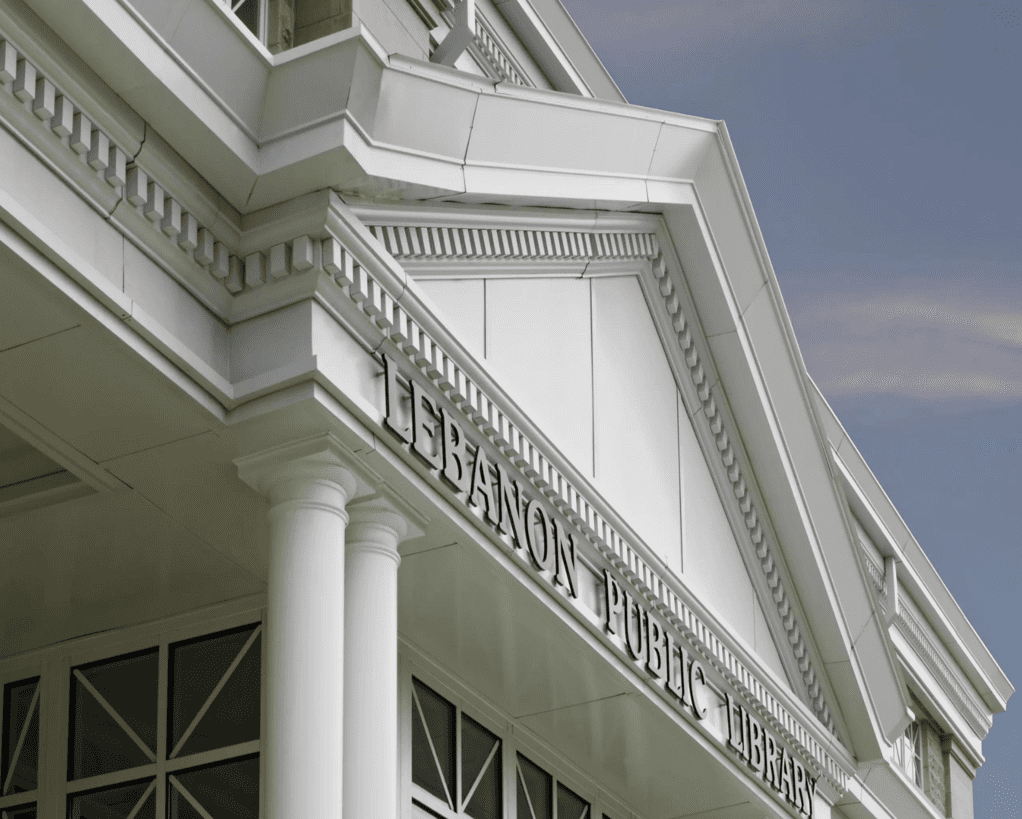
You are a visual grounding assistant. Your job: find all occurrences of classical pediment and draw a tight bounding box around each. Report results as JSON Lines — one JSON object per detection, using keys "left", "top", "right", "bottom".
{"left": 345, "top": 200, "right": 913, "bottom": 764}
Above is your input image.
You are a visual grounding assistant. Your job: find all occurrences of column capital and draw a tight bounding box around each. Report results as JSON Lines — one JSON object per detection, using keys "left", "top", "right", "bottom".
{"left": 346, "top": 499, "right": 410, "bottom": 563}
{"left": 235, "top": 434, "right": 360, "bottom": 510}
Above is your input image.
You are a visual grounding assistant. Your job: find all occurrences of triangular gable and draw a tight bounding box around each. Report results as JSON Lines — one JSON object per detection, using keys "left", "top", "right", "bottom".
{"left": 359, "top": 184, "right": 911, "bottom": 763}
{"left": 391, "top": 259, "right": 796, "bottom": 693}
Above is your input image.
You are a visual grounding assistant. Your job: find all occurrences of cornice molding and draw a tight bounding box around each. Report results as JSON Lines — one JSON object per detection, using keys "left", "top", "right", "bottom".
{"left": 351, "top": 213, "right": 841, "bottom": 739}
{"left": 472, "top": 11, "right": 531, "bottom": 87}
{"left": 858, "top": 544, "right": 989, "bottom": 739}
{"left": 644, "top": 250, "right": 839, "bottom": 738}
{"left": 367, "top": 222, "right": 658, "bottom": 261}
{"left": 0, "top": 29, "right": 242, "bottom": 317}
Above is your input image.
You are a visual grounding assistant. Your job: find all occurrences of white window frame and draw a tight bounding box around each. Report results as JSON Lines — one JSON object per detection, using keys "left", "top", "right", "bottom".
{"left": 0, "top": 595, "right": 266, "bottom": 819}
{"left": 221, "top": 0, "right": 268, "bottom": 42}
{"left": 893, "top": 720, "right": 922, "bottom": 788}
{"left": 399, "top": 643, "right": 630, "bottom": 819}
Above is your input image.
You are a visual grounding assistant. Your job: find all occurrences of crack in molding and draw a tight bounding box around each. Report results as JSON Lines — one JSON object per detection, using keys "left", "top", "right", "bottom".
{"left": 0, "top": 33, "right": 245, "bottom": 294}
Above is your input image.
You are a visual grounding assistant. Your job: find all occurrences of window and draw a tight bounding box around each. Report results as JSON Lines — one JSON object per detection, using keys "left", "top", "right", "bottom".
{"left": 411, "top": 678, "right": 502, "bottom": 819}
{"left": 514, "top": 755, "right": 589, "bottom": 819}
{"left": 894, "top": 721, "right": 922, "bottom": 786}
{"left": 2, "top": 678, "right": 40, "bottom": 797}
{"left": 0, "top": 612, "right": 262, "bottom": 819}
{"left": 1, "top": 677, "right": 40, "bottom": 819}
{"left": 224, "top": 0, "right": 263, "bottom": 40}
{"left": 407, "top": 670, "right": 615, "bottom": 819}
{"left": 67, "top": 624, "right": 261, "bottom": 819}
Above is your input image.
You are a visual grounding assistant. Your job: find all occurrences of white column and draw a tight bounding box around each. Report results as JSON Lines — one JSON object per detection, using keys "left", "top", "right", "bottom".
{"left": 236, "top": 437, "right": 359, "bottom": 819}
{"left": 343, "top": 502, "right": 408, "bottom": 819}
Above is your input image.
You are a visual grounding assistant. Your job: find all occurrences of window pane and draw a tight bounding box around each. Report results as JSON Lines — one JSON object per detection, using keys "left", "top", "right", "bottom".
{"left": 70, "top": 650, "right": 158, "bottom": 780}
{"left": 516, "top": 754, "right": 551, "bottom": 819}
{"left": 411, "top": 679, "right": 455, "bottom": 807}
{"left": 2, "top": 805, "right": 36, "bottom": 819}
{"left": 2, "top": 678, "right": 39, "bottom": 794}
{"left": 169, "top": 756, "right": 259, "bottom": 819}
{"left": 517, "top": 775, "right": 531, "bottom": 819}
{"left": 462, "top": 715, "right": 500, "bottom": 819}
{"left": 233, "top": 0, "right": 259, "bottom": 36}
{"left": 170, "top": 626, "right": 261, "bottom": 758}
{"left": 69, "top": 778, "right": 155, "bottom": 819}
{"left": 557, "top": 782, "right": 589, "bottom": 819}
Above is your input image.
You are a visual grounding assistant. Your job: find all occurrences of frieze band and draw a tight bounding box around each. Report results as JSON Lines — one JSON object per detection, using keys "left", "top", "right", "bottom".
{"left": 726, "top": 694, "right": 818, "bottom": 818}
{"left": 384, "top": 353, "right": 579, "bottom": 599}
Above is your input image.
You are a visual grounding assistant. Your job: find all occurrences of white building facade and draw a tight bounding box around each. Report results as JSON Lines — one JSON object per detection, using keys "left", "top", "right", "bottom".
{"left": 0, "top": 4, "right": 1011, "bottom": 819}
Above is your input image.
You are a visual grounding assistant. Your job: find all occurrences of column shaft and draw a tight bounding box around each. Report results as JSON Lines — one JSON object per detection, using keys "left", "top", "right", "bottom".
{"left": 344, "top": 509, "right": 406, "bottom": 819}
{"left": 237, "top": 443, "right": 357, "bottom": 819}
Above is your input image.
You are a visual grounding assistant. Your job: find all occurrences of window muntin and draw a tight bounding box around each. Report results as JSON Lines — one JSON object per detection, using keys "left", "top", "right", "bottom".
{"left": 65, "top": 624, "right": 262, "bottom": 819}
{"left": 461, "top": 716, "right": 501, "bottom": 819}
{"left": 168, "top": 755, "right": 260, "bottom": 819}
{"left": 68, "top": 776, "right": 156, "bottom": 819}
{"left": 894, "top": 721, "right": 922, "bottom": 786}
{"left": 411, "top": 678, "right": 502, "bottom": 819}
{"left": 228, "top": 0, "right": 261, "bottom": 38}
{"left": 2, "top": 678, "right": 40, "bottom": 797}
{"left": 514, "top": 756, "right": 590, "bottom": 819}
{"left": 515, "top": 755, "right": 550, "bottom": 819}
{"left": 69, "top": 649, "right": 159, "bottom": 781}
{"left": 409, "top": 672, "right": 608, "bottom": 819}
{"left": 2, "top": 805, "right": 36, "bottom": 819}
{"left": 555, "top": 783, "right": 588, "bottom": 819}
{"left": 168, "top": 625, "right": 262, "bottom": 759}
{"left": 0, "top": 612, "right": 263, "bottom": 819}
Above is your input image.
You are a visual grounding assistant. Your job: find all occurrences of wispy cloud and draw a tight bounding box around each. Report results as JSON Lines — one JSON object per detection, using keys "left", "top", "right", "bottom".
{"left": 789, "top": 286, "right": 1022, "bottom": 400}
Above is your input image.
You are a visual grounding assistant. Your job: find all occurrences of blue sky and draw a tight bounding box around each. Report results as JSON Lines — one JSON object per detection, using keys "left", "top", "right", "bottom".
{"left": 559, "top": 1, "right": 1021, "bottom": 814}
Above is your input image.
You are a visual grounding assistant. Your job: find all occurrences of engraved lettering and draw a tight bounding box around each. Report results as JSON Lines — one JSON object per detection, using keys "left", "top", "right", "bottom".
{"left": 779, "top": 749, "right": 795, "bottom": 804}
{"left": 804, "top": 774, "right": 817, "bottom": 819}
{"left": 765, "top": 733, "right": 779, "bottom": 789}
{"left": 794, "top": 762, "right": 806, "bottom": 814}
